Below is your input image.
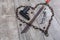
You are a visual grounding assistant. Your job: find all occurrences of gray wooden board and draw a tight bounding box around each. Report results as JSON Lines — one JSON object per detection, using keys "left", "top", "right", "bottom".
{"left": 0, "top": 0, "right": 60, "bottom": 40}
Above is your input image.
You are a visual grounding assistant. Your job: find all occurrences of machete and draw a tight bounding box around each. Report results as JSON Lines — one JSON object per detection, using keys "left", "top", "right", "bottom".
{"left": 21, "top": 6, "right": 44, "bottom": 33}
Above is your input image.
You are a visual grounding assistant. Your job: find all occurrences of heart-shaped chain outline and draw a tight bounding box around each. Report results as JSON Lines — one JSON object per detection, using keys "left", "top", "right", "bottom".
{"left": 16, "top": 3, "right": 54, "bottom": 37}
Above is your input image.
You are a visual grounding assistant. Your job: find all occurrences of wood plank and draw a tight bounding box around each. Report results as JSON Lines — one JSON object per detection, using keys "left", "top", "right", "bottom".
{"left": 0, "top": 0, "right": 19, "bottom": 40}
{"left": 0, "top": 0, "right": 60, "bottom": 40}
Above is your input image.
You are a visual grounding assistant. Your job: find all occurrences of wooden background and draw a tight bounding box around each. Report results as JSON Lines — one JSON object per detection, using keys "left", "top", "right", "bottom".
{"left": 0, "top": 0, "right": 60, "bottom": 40}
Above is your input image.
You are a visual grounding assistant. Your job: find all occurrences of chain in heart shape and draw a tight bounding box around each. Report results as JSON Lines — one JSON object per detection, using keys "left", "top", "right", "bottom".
{"left": 16, "top": 3, "right": 54, "bottom": 37}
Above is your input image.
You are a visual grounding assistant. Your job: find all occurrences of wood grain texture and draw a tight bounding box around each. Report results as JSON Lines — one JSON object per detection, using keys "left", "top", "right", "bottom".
{"left": 0, "top": 0, "right": 60, "bottom": 40}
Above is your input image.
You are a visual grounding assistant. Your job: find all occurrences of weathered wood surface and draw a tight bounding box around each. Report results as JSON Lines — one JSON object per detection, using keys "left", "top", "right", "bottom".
{"left": 0, "top": 0, "right": 60, "bottom": 40}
